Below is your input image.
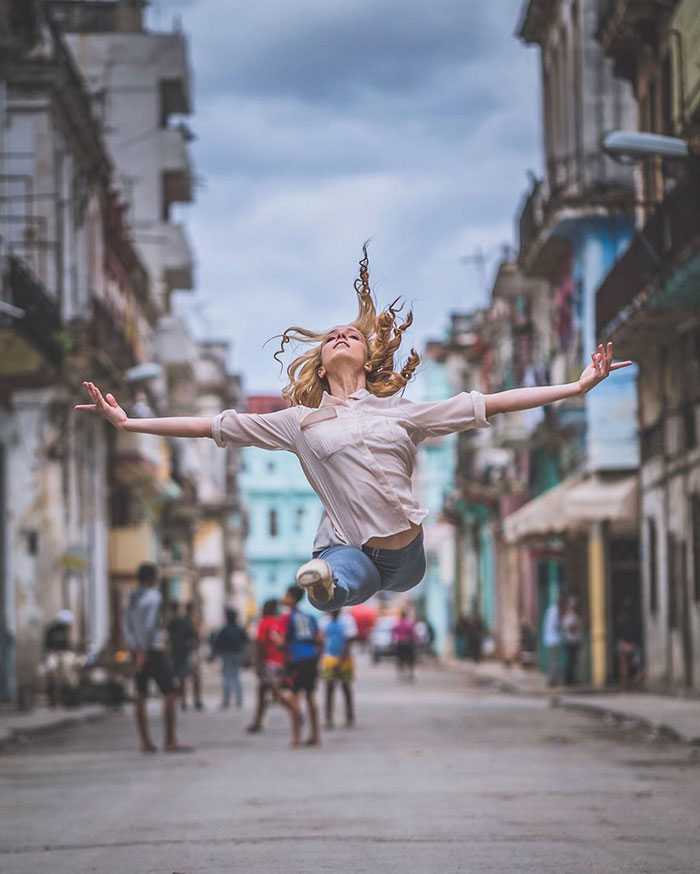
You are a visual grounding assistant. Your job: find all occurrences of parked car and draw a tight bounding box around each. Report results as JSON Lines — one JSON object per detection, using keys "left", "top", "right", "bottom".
{"left": 370, "top": 615, "right": 397, "bottom": 663}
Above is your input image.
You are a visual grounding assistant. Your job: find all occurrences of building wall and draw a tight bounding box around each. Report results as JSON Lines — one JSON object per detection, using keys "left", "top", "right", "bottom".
{"left": 239, "top": 444, "right": 323, "bottom": 609}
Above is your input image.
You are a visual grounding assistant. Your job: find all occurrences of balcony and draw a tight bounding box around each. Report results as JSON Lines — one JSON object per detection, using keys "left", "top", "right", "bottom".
{"left": 161, "top": 127, "right": 193, "bottom": 207}
{"left": 0, "top": 255, "right": 64, "bottom": 386}
{"left": 597, "top": 0, "right": 672, "bottom": 80}
{"left": 91, "top": 296, "right": 138, "bottom": 375}
{"left": 595, "top": 176, "right": 700, "bottom": 347}
{"left": 161, "top": 222, "right": 194, "bottom": 292}
{"left": 157, "top": 34, "right": 192, "bottom": 119}
{"left": 112, "top": 429, "right": 168, "bottom": 491}
{"left": 518, "top": 154, "right": 635, "bottom": 276}
{"left": 154, "top": 314, "right": 198, "bottom": 375}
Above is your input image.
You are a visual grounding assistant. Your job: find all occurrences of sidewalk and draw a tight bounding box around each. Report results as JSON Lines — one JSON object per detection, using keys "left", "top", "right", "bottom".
{"left": 0, "top": 703, "right": 112, "bottom": 750}
{"left": 448, "top": 657, "right": 700, "bottom": 744}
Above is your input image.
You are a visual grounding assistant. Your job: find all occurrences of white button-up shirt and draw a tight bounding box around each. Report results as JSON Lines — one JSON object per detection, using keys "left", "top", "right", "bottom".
{"left": 212, "top": 388, "right": 489, "bottom": 551}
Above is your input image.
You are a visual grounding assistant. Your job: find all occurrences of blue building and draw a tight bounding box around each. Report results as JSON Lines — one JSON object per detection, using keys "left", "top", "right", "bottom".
{"left": 239, "top": 396, "right": 323, "bottom": 609}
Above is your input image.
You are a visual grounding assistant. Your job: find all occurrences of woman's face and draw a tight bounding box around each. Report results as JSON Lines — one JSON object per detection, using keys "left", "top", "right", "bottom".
{"left": 320, "top": 325, "right": 368, "bottom": 374}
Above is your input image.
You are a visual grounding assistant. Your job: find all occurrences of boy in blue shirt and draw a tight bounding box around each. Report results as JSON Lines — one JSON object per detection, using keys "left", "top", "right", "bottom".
{"left": 279, "top": 585, "right": 322, "bottom": 746}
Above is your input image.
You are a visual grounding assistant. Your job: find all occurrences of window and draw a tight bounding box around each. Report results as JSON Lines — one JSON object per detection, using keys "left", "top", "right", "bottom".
{"left": 269, "top": 509, "right": 278, "bottom": 537}
{"left": 647, "top": 518, "right": 658, "bottom": 614}
{"left": 294, "top": 507, "right": 305, "bottom": 533}
{"left": 692, "top": 496, "right": 700, "bottom": 603}
{"left": 667, "top": 532, "right": 678, "bottom": 629}
{"left": 267, "top": 460, "right": 275, "bottom": 473}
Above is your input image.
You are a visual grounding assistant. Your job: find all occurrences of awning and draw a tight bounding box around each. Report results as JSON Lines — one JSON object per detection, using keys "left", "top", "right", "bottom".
{"left": 502, "top": 473, "right": 638, "bottom": 544}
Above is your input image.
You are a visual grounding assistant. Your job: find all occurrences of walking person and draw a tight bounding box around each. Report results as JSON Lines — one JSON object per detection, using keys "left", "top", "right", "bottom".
{"left": 167, "top": 601, "right": 197, "bottom": 712}
{"left": 561, "top": 597, "right": 584, "bottom": 686}
{"left": 184, "top": 601, "right": 204, "bottom": 711}
{"left": 77, "top": 247, "right": 631, "bottom": 613}
{"left": 247, "top": 599, "right": 293, "bottom": 734}
{"left": 321, "top": 609, "right": 357, "bottom": 729}
{"left": 392, "top": 610, "right": 417, "bottom": 682}
{"left": 123, "top": 563, "right": 189, "bottom": 753}
{"left": 542, "top": 597, "right": 564, "bottom": 687}
{"left": 279, "top": 585, "right": 322, "bottom": 746}
{"left": 210, "top": 608, "right": 249, "bottom": 710}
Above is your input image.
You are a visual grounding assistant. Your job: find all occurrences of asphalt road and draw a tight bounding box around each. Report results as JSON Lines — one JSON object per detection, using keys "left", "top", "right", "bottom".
{"left": 1, "top": 656, "right": 699, "bottom": 874}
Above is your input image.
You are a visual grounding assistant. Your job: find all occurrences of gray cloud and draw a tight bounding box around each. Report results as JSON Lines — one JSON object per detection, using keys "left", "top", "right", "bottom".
{"left": 153, "top": 0, "right": 542, "bottom": 393}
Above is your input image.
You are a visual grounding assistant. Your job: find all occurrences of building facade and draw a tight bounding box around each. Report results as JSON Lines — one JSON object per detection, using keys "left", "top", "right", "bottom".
{"left": 595, "top": 0, "right": 700, "bottom": 692}
{"left": 238, "top": 395, "right": 324, "bottom": 611}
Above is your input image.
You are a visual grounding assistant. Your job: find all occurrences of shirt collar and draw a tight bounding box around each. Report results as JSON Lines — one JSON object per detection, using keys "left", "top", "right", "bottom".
{"left": 319, "top": 388, "right": 370, "bottom": 407}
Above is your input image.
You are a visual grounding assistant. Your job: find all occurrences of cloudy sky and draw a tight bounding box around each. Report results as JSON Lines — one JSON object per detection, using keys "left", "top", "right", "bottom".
{"left": 148, "top": 0, "right": 542, "bottom": 394}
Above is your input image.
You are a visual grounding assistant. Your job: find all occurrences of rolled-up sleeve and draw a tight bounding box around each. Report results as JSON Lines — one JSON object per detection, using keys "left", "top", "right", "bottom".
{"left": 212, "top": 407, "right": 299, "bottom": 451}
{"left": 400, "top": 391, "right": 490, "bottom": 440}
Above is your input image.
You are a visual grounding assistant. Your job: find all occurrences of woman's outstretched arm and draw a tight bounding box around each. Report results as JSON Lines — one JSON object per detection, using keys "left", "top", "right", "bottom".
{"left": 75, "top": 381, "right": 213, "bottom": 438}
{"left": 484, "top": 343, "right": 632, "bottom": 417}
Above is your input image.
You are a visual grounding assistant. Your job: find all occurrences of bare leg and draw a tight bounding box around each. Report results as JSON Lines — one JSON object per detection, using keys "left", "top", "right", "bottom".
{"left": 342, "top": 681, "right": 354, "bottom": 725}
{"left": 325, "top": 680, "right": 336, "bottom": 726}
{"left": 289, "top": 692, "right": 302, "bottom": 745}
{"left": 163, "top": 692, "right": 179, "bottom": 749}
{"left": 305, "top": 691, "right": 320, "bottom": 745}
{"left": 248, "top": 680, "right": 268, "bottom": 730}
{"left": 135, "top": 692, "right": 157, "bottom": 752}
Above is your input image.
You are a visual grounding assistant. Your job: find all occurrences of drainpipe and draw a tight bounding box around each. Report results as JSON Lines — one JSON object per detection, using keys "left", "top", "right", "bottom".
{"left": 588, "top": 519, "right": 608, "bottom": 687}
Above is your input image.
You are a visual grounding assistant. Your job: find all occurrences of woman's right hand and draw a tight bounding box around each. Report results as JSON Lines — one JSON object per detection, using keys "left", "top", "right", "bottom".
{"left": 75, "top": 381, "right": 128, "bottom": 430}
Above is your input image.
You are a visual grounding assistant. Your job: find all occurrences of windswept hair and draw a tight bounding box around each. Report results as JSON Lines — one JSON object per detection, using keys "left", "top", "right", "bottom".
{"left": 274, "top": 244, "right": 420, "bottom": 408}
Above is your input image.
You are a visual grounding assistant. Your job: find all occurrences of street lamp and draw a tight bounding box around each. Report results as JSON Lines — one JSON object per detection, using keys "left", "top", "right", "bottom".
{"left": 602, "top": 130, "right": 699, "bottom": 162}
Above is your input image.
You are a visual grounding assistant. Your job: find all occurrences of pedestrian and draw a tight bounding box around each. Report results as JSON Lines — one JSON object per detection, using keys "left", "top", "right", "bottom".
{"left": 561, "top": 597, "right": 584, "bottom": 686}
{"left": 210, "top": 607, "right": 249, "bottom": 709}
{"left": 615, "top": 595, "right": 643, "bottom": 691}
{"left": 392, "top": 610, "right": 417, "bottom": 681}
{"left": 123, "top": 562, "right": 189, "bottom": 754}
{"left": 167, "top": 601, "right": 198, "bottom": 712}
{"left": 320, "top": 609, "right": 357, "bottom": 729}
{"left": 279, "top": 585, "right": 322, "bottom": 746}
{"left": 468, "top": 611, "right": 486, "bottom": 663}
{"left": 77, "top": 247, "right": 631, "bottom": 612}
{"left": 41, "top": 610, "right": 81, "bottom": 707}
{"left": 542, "top": 597, "right": 564, "bottom": 686}
{"left": 454, "top": 614, "right": 468, "bottom": 659}
{"left": 184, "top": 601, "right": 204, "bottom": 711}
{"left": 247, "top": 599, "right": 293, "bottom": 734}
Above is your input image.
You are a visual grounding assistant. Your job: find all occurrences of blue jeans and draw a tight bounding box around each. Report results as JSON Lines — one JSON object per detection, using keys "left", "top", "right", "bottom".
{"left": 221, "top": 652, "right": 243, "bottom": 707}
{"left": 310, "top": 531, "right": 426, "bottom": 611}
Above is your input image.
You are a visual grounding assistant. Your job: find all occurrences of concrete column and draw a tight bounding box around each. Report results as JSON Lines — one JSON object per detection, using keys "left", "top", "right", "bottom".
{"left": 588, "top": 520, "right": 608, "bottom": 688}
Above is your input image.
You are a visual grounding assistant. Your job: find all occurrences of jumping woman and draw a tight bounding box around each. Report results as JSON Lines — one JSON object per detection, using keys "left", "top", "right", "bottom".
{"left": 76, "top": 246, "right": 631, "bottom": 612}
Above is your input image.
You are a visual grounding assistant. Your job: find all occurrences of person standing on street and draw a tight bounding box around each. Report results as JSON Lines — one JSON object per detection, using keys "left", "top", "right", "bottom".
{"left": 392, "top": 610, "right": 417, "bottom": 681}
{"left": 279, "top": 585, "right": 322, "bottom": 746}
{"left": 184, "top": 601, "right": 204, "bottom": 711}
{"left": 210, "top": 608, "right": 249, "bottom": 710}
{"left": 542, "top": 597, "right": 564, "bottom": 687}
{"left": 321, "top": 609, "right": 357, "bottom": 729}
{"left": 247, "top": 599, "right": 293, "bottom": 734}
{"left": 561, "top": 597, "right": 584, "bottom": 686}
{"left": 167, "top": 601, "right": 198, "bottom": 712}
{"left": 123, "top": 562, "right": 188, "bottom": 753}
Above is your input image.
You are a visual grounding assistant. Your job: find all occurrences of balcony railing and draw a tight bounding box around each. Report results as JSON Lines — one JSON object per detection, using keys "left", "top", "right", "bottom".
{"left": 595, "top": 176, "right": 700, "bottom": 337}
{"left": 91, "top": 297, "right": 137, "bottom": 374}
{"left": 0, "top": 255, "right": 64, "bottom": 367}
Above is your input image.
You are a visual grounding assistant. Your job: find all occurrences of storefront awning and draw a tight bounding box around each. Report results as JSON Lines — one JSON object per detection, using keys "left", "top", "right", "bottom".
{"left": 502, "top": 473, "right": 638, "bottom": 544}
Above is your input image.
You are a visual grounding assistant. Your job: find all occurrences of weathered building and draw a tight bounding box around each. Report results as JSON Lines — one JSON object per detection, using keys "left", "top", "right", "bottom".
{"left": 0, "top": 1, "right": 160, "bottom": 702}
{"left": 595, "top": 0, "right": 700, "bottom": 691}
{"left": 500, "top": 0, "right": 642, "bottom": 686}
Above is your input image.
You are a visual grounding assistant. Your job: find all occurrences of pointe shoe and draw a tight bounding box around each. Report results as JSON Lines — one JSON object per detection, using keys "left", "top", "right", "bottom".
{"left": 295, "top": 558, "right": 334, "bottom": 605}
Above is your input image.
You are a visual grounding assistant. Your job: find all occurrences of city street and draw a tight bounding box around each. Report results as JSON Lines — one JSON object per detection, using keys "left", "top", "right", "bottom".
{"left": 1, "top": 658, "right": 699, "bottom": 874}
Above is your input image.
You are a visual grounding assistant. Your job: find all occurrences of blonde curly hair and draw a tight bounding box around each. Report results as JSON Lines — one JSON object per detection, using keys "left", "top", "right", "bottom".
{"left": 274, "top": 244, "right": 420, "bottom": 408}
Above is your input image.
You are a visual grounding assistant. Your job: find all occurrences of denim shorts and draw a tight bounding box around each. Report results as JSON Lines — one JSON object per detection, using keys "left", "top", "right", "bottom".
{"left": 310, "top": 530, "right": 426, "bottom": 611}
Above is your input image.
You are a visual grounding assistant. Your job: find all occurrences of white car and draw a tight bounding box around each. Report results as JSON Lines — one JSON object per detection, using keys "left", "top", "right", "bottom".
{"left": 370, "top": 616, "right": 397, "bottom": 663}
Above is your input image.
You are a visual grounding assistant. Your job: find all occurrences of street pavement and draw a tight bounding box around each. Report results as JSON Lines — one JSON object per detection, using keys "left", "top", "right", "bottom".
{"left": 1, "top": 656, "right": 699, "bottom": 874}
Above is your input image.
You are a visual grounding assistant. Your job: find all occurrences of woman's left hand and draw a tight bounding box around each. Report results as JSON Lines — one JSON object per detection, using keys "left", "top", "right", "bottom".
{"left": 578, "top": 342, "right": 632, "bottom": 394}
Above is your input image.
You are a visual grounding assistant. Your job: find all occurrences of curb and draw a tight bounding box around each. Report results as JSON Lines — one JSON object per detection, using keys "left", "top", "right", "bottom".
{"left": 555, "top": 697, "right": 700, "bottom": 746}
{"left": 0, "top": 706, "right": 114, "bottom": 751}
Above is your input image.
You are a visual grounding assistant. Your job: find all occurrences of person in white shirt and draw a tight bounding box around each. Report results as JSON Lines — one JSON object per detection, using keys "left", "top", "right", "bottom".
{"left": 542, "top": 597, "right": 565, "bottom": 687}
{"left": 77, "top": 247, "right": 631, "bottom": 611}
